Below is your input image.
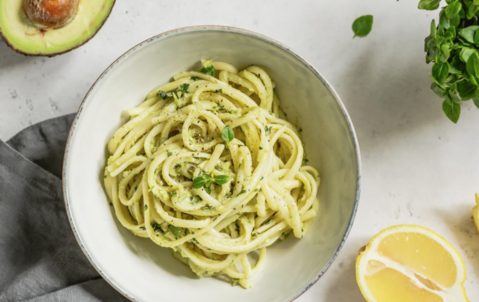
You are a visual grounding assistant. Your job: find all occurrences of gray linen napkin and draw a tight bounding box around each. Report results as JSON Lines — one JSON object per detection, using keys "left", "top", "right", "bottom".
{"left": 0, "top": 114, "right": 127, "bottom": 302}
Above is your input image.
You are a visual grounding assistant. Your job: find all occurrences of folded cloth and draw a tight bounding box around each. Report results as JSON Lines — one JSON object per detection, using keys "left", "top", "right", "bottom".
{"left": 0, "top": 114, "right": 127, "bottom": 302}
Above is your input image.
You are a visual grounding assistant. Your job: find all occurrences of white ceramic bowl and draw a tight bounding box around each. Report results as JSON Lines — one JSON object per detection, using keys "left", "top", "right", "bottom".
{"left": 63, "top": 26, "right": 361, "bottom": 302}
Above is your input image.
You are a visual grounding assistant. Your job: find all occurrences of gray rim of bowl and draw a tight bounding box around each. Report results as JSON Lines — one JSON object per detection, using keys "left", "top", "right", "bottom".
{"left": 62, "top": 25, "right": 362, "bottom": 302}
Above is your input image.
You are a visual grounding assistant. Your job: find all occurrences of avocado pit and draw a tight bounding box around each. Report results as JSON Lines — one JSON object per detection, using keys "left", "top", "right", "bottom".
{"left": 23, "top": 0, "right": 80, "bottom": 29}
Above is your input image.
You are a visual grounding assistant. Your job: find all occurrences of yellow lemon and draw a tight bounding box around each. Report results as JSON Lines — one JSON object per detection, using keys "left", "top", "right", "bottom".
{"left": 472, "top": 193, "right": 479, "bottom": 235}
{"left": 356, "top": 225, "right": 468, "bottom": 302}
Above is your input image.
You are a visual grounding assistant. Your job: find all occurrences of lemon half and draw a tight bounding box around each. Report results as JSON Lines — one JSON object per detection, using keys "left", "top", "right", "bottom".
{"left": 356, "top": 225, "right": 468, "bottom": 302}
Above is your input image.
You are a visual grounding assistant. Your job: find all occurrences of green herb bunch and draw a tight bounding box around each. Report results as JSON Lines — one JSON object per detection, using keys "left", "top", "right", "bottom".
{"left": 420, "top": 0, "right": 479, "bottom": 123}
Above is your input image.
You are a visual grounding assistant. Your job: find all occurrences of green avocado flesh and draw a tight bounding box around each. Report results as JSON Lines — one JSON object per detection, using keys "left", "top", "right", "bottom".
{"left": 0, "top": 0, "right": 115, "bottom": 56}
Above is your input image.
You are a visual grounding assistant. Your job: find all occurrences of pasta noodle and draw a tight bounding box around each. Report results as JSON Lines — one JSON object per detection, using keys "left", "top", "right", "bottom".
{"left": 103, "top": 59, "right": 321, "bottom": 289}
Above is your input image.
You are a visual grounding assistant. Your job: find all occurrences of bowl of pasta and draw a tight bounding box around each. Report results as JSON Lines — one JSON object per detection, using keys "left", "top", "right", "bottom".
{"left": 63, "top": 26, "right": 361, "bottom": 302}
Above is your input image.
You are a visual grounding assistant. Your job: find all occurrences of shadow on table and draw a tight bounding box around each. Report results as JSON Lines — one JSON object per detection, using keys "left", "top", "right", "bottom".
{"left": 436, "top": 206, "right": 479, "bottom": 279}
{"left": 320, "top": 42, "right": 447, "bottom": 301}
{"left": 0, "top": 38, "right": 39, "bottom": 70}
{"left": 334, "top": 43, "right": 445, "bottom": 156}
{"left": 323, "top": 257, "right": 365, "bottom": 301}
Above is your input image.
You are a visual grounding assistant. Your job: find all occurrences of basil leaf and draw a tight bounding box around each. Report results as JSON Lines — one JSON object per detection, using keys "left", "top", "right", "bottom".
{"left": 459, "top": 26, "right": 479, "bottom": 44}
{"left": 445, "top": 26, "right": 456, "bottom": 40}
{"left": 430, "top": 19, "right": 437, "bottom": 39}
{"left": 442, "top": 99, "right": 461, "bottom": 123}
{"left": 425, "top": 36, "right": 433, "bottom": 55}
{"left": 449, "top": 82, "right": 458, "bottom": 93}
{"left": 432, "top": 62, "right": 450, "bottom": 83}
{"left": 437, "top": 25, "right": 445, "bottom": 38}
{"left": 443, "top": 75, "right": 457, "bottom": 86}
{"left": 201, "top": 65, "right": 215, "bottom": 76}
{"left": 191, "top": 196, "right": 201, "bottom": 204}
{"left": 450, "top": 14, "right": 461, "bottom": 27}
{"left": 236, "top": 190, "right": 247, "bottom": 197}
{"left": 151, "top": 222, "right": 162, "bottom": 232}
{"left": 457, "top": 80, "right": 477, "bottom": 100}
{"left": 444, "top": 30, "right": 454, "bottom": 40}
{"left": 264, "top": 125, "right": 272, "bottom": 136}
{"left": 157, "top": 90, "right": 168, "bottom": 99}
{"left": 474, "top": 29, "right": 479, "bottom": 46}
{"left": 168, "top": 225, "right": 182, "bottom": 238}
{"left": 215, "top": 175, "right": 231, "bottom": 185}
{"left": 202, "top": 174, "right": 212, "bottom": 180}
{"left": 466, "top": 1, "right": 479, "bottom": 19}
{"left": 445, "top": 1, "right": 462, "bottom": 17}
{"left": 466, "top": 52, "right": 479, "bottom": 78}
{"left": 418, "top": 0, "right": 441, "bottom": 10}
{"left": 469, "top": 73, "right": 479, "bottom": 85}
{"left": 434, "top": 36, "right": 445, "bottom": 48}
{"left": 439, "top": 10, "right": 450, "bottom": 29}
{"left": 460, "top": 47, "right": 477, "bottom": 62}
{"left": 222, "top": 125, "right": 234, "bottom": 143}
{"left": 201, "top": 205, "right": 215, "bottom": 210}
{"left": 448, "top": 90, "right": 461, "bottom": 103}
{"left": 440, "top": 44, "right": 451, "bottom": 62}
{"left": 205, "top": 187, "right": 211, "bottom": 194}
{"left": 426, "top": 50, "right": 436, "bottom": 64}
{"left": 192, "top": 177, "right": 205, "bottom": 189}
{"left": 431, "top": 82, "right": 446, "bottom": 97}
{"left": 352, "top": 15, "right": 373, "bottom": 38}
{"left": 205, "top": 179, "right": 213, "bottom": 188}
{"left": 426, "top": 42, "right": 439, "bottom": 63}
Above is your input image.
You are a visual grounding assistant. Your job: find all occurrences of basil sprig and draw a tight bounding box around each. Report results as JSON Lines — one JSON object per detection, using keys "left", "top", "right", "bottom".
{"left": 421, "top": 0, "right": 479, "bottom": 123}
{"left": 192, "top": 173, "right": 231, "bottom": 189}
{"left": 157, "top": 83, "right": 190, "bottom": 99}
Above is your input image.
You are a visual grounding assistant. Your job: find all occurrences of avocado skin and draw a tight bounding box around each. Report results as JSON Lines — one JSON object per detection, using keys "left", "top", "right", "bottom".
{"left": 0, "top": 0, "right": 116, "bottom": 57}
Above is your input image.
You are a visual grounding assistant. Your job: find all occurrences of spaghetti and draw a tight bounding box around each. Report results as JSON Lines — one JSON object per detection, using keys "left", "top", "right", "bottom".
{"left": 103, "top": 59, "right": 320, "bottom": 288}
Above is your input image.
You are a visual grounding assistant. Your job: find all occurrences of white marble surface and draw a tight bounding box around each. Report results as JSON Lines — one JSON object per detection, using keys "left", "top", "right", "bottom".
{"left": 1, "top": 0, "right": 479, "bottom": 301}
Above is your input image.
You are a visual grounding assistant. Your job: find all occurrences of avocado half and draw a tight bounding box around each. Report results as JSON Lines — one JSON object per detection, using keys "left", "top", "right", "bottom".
{"left": 0, "top": 0, "right": 115, "bottom": 56}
